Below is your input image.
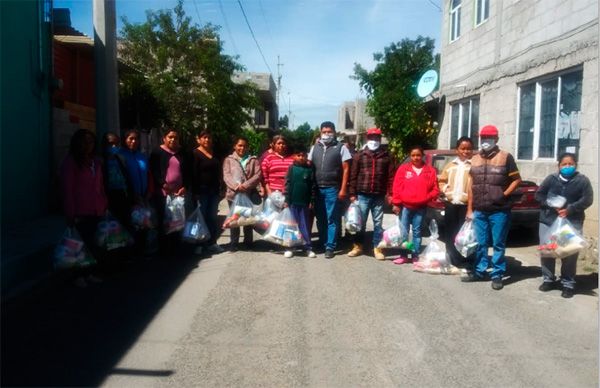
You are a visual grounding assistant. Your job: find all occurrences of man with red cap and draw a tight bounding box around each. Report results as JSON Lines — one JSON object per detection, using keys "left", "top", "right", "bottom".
{"left": 463, "top": 124, "right": 521, "bottom": 290}
{"left": 347, "top": 128, "right": 395, "bottom": 260}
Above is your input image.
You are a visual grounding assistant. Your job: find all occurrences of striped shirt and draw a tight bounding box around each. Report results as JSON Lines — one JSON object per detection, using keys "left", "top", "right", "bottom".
{"left": 261, "top": 152, "right": 294, "bottom": 192}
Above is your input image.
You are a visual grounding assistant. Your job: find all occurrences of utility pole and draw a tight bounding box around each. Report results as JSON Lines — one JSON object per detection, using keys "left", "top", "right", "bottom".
{"left": 287, "top": 92, "right": 292, "bottom": 129}
{"left": 93, "top": 0, "right": 120, "bottom": 139}
{"left": 276, "top": 55, "right": 283, "bottom": 108}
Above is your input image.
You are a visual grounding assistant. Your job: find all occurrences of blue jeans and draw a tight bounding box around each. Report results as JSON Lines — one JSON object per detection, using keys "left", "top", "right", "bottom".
{"left": 315, "top": 186, "right": 340, "bottom": 251}
{"left": 355, "top": 194, "right": 385, "bottom": 248}
{"left": 400, "top": 207, "right": 426, "bottom": 255}
{"left": 473, "top": 209, "right": 511, "bottom": 279}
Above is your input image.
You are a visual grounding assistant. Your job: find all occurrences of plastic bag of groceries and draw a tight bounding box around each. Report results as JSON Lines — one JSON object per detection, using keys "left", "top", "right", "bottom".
{"left": 54, "top": 227, "right": 96, "bottom": 269}
{"left": 95, "top": 212, "right": 134, "bottom": 250}
{"left": 413, "top": 220, "right": 459, "bottom": 275}
{"left": 377, "top": 221, "right": 413, "bottom": 250}
{"left": 263, "top": 208, "right": 306, "bottom": 247}
{"left": 344, "top": 201, "right": 362, "bottom": 235}
{"left": 254, "top": 192, "right": 284, "bottom": 234}
{"left": 454, "top": 220, "right": 478, "bottom": 257}
{"left": 131, "top": 202, "right": 157, "bottom": 230}
{"left": 182, "top": 202, "right": 211, "bottom": 243}
{"left": 537, "top": 217, "right": 588, "bottom": 259}
{"left": 222, "top": 193, "right": 261, "bottom": 228}
{"left": 164, "top": 195, "right": 185, "bottom": 234}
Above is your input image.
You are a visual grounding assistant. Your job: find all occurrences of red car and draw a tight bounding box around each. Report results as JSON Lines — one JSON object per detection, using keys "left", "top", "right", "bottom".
{"left": 402, "top": 149, "right": 540, "bottom": 235}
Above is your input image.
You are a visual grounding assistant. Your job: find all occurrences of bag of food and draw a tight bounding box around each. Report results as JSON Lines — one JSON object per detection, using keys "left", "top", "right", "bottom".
{"left": 131, "top": 202, "right": 157, "bottom": 230}
{"left": 377, "top": 221, "right": 412, "bottom": 249}
{"left": 454, "top": 220, "right": 478, "bottom": 257}
{"left": 182, "top": 202, "right": 211, "bottom": 243}
{"left": 96, "top": 212, "right": 134, "bottom": 250}
{"left": 253, "top": 193, "right": 284, "bottom": 234}
{"left": 263, "top": 208, "right": 306, "bottom": 247}
{"left": 223, "top": 193, "right": 261, "bottom": 228}
{"left": 344, "top": 201, "right": 362, "bottom": 235}
{"left": 53, "top": 227, "right": 96, "bottom": 269}
{"left": 164, "top": 195, "right": 185, "bottom": 234}
{"left": 413, "top": 220, "right": 458, "bottom": 275}
{"left": 538, "top": 217, "right": 588, "bottom": 259}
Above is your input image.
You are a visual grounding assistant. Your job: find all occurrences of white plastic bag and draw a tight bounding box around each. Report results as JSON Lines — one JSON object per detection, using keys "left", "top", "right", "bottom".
{"left": 454, "top": 220, "right": 478, "bottom": 257}
{"left": 377, "top": 221, "right": 412, "bottom": 249}
{"left": 164, "top": 195, "right": 186, "bottom": 234}
{"left": 538, "top": 217, "right": 588, "bottom": 259}
{"left": 53, "top": 227, "right": 96, "bottom": 269}
{"left": 182, "top": 202, "right": 211, "bottom": 243}
{"left": 223, "top": 193, "right": 261, "bottom": 228}
{"left": 546, "top": 194, "right": 567, "bottom": 209}
{"left": 95, "top": 212, "right": 134, "bottom": 250}
{"left": 413, "top": 220, "right": 457, "bottom": 275}
{"left": 344, "top": 201, "right": 362, "bottom": 234}
{"left": 131, "top": 203, "right": 157, "bottom": 230}
{"left": 263, "top": 208, "right": 306, "bottom": 247}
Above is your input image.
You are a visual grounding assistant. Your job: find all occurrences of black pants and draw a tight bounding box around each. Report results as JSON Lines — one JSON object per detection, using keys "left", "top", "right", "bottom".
{"left": 228, "top": 200, "right": 253, "bottom": 246}
{"left": 443, "top": 203, "right": 475, "bottom": 268}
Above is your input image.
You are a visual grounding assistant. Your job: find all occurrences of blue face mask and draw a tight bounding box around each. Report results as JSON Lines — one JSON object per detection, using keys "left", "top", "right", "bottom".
{"left": 560, "top": 166, "right": 576, "bottom": 177}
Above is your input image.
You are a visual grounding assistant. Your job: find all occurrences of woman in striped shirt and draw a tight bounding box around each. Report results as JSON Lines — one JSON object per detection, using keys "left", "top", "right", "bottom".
{"left": 260, "top": 135, "right": 294, "bottom": 196}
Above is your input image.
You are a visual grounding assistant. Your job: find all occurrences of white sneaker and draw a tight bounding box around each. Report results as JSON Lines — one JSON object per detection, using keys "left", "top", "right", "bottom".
{"left": 208, "top": 244, "right": 225, "bottom": 254}
{"left": 284, "top": 250, "right": 294, "bottom": 258}
{"left": 307, "top": 250, "right": 316, "bottom": 258}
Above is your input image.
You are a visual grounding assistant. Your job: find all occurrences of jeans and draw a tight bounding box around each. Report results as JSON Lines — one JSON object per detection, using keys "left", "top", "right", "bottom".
{"left": 539, "top": 222, "right": 577, "bottom": 289}
{"left": 196, "top": 192, "right": 220, "bottom": 246}
{"left": 400, "top": 207, "right": 426, "bottom": 255}
{"left": 354, "top": 194, "right": 385, "bottom": 248}
{"left": 315, "top": 186, "right": 340, "bottom": 251}
{"left": 473, "top": 209, "right": 511, "bottom": 279}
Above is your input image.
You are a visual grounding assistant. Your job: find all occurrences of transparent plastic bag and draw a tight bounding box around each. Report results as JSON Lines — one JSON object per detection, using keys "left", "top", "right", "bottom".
{"left": 131, "top": 203, "right": 157, "bottom": 230}
{"left": 53, "top": 227, "right": 96, "bottom": 269}
{"left": 263, "top": 208, "right": 306, "bottom": 247}
{"left": 164, "top": 195, "right": 186, "bottom": 234}
{"left": 413, "top": 220, "right": 457, "bottom": 275}
{"left": 538, "top": 217, "right": 588, "bottom": 259}
{"left": 377, "top": 221, "right": 412, "bottom": 249}
{"left": 223, "top": 193, "right": 261, "bottom": 228}
{"left": 344, "top": 201, "right": 362, "bottom": 235}
{"left": 95, "top": 212, "right": 134, "bottom": 250}
{"left": 182, "top": 202, "right": 211, "bottom": 243}
{"left": 454, "top": 220, "right": 478, "bottom": 257}
{"left": 546, "top": 194, "right": 567, "bottom": 209}
{"left": 269, "top": 191, "right": 285, "bottom": 209}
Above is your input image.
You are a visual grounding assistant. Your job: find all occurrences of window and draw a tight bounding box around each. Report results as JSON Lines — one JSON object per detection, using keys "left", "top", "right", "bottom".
{"left": 449, "top": 97, "right": 480, "bottom": 149}
{"left": 450, "top": 0, "right": 462, "bottom": 42}
{"left": 516, "top": 69, "right": 583, "bottom": 160}
{"left": 475, "top": 0, "right": 489, "bottom": 26}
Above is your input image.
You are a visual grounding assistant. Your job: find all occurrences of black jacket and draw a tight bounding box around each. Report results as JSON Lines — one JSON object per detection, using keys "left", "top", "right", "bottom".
{"left": 535, "top": 172, "right": 593, "bottom": 228}
{"left": 149, "top": 146, "right": 190, "bottom": 196}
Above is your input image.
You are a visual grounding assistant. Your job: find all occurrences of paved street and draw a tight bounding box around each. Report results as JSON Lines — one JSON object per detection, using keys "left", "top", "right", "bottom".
{"left": 2, "top": 211, "right": 598, "bottom": 387}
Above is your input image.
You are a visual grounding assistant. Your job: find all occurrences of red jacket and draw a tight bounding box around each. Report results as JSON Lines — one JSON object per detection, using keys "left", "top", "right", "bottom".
{"left": 391, "top": 163, "right": 439, "bottom": 209}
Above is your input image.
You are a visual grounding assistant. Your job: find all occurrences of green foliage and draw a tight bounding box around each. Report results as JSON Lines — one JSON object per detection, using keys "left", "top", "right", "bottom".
{"left": 119, "top": 0, "right": 259, "bottom": 152}
{"left": 278, "top": 115, "right": 289, "bottom": 130}
{"left": 242, "top": 128, "right": 268, "bottom": 156}
{"left": 295, "top": 122, "right": 312, "bottom": 132}
{"left": 352, "top": 36, "right": 439, "bottom": 158}
{"left": 280, "top": 126, "right": 317, "bottom": 153}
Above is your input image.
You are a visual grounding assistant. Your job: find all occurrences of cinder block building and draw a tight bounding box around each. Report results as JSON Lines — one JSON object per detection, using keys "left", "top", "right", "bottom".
{"left": 337, "top": 99, "right": 376, "bottom": 144}
{"left": 438, "top": 0, "right": 598, "bottom": 236}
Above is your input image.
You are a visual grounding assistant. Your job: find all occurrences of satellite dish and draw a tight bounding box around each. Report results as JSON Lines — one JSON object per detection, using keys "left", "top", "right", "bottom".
{"left": 417, "top": 70, "right": 438, "bottom": 98}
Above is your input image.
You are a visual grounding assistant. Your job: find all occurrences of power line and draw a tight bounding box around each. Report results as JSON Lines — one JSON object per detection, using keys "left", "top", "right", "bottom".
{"left": 426, "top": 0, "right": 442, "bottom": 12}
{"left": 236, "top": 0, "right": 273, "bottom": 74}
{"left": 217, "top": 0, "right": 239, "bottom": 56}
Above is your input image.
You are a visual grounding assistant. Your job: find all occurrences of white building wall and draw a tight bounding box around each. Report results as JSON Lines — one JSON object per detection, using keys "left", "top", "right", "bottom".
{"left": 439, "top": 0, "right": 598, "bottom": 236}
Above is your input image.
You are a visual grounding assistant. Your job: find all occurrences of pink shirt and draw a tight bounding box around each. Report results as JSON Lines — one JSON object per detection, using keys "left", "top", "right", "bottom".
{"left": 60, "top": 155, "right": 108, "bottom": 219}
{"left": 161, "top": 145, "right": 183, "bottom": 196}
{"left": 261, "top": 152, "right": 294, "bottom": 192}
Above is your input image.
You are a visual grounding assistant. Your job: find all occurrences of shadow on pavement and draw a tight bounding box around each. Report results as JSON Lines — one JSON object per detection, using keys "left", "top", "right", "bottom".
{"left": 574, "top": 272, "right": 598, "bottom": 296}
{"left": 1, "top": 249, "right": 203, "bottom": 387}
{"left": 504, "top": 256, "right": 541, "bottom": 286}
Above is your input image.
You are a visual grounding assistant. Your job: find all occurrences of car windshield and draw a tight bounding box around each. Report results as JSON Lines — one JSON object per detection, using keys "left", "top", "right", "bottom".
{"left": 431, "top": 155, "right": 456, "bottom": 174}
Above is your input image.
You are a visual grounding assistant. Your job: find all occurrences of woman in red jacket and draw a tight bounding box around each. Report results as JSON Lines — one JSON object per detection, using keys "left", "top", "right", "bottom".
{"left": 391, "top": 146, "right": 439, "bottom": 264}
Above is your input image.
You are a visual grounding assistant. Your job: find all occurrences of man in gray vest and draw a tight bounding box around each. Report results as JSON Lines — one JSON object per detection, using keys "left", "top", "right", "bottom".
{"left": 308, "top": 121, "right": 352, "bottom": 258}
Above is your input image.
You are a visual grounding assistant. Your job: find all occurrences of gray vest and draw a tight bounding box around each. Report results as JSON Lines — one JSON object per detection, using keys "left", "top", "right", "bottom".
{"left": 312, "top": 141, "right": 343, "bottom": 187}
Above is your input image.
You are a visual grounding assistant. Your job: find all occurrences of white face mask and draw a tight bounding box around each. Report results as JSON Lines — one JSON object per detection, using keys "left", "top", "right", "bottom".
{"left": 366, "top": 140, "right": 380, "bottom": 151}
{"left": 320, "top": 134, "right": 333, "bottom": 144}
{"left": 481, "top": 139, "right": 496, "bottom": 151}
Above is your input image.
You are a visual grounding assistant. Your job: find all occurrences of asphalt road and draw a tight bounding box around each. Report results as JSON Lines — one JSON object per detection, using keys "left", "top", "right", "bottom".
{"left": 2, "top": 211, "right": 597, "bottom": 387}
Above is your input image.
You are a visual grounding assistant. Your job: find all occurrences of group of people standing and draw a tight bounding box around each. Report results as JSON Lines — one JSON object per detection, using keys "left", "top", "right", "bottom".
{"left": 60, "top": 122, "right": 593, "bottom": 297}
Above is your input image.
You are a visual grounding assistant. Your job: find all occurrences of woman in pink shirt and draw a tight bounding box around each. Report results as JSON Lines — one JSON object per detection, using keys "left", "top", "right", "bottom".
{"left": 60, "top": 128, "right": 108, "bottom": 286}
{"left": 261, "top": 135, "right": 294, "bottom": 196}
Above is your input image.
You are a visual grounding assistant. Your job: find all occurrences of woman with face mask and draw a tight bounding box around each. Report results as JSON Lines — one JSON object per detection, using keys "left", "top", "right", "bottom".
{"left": 535, "top": 153, "right": 593, "bottom": 298}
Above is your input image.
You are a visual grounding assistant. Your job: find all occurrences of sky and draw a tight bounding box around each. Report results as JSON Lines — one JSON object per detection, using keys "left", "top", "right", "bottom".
{"left": 54, "top": 0, "right": 442, "bottom": 129}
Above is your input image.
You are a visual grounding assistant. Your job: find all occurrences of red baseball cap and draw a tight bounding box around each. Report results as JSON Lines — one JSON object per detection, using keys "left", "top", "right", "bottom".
{"left": 479, "top": 125, "right": 499, "bottom": 137}
{"left": 366, "top": 127, "right": 382, "bottom": 136}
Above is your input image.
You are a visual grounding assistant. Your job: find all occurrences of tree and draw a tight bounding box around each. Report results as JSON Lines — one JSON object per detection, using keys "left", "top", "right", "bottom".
{"left": 353, "top": 36, "right": 439, "bottom": 157}
{"left": 119, "top": 0, "right": 259, "bottom": 154}
{"left": 278, "top": 115, "right": 289, "bottom": 130}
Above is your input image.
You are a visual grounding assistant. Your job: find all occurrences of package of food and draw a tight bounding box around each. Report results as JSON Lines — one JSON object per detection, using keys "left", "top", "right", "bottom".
{"left": 96, "top": 212, "right": 134, "bottom": 250}
{"left": 538, "top": 217, "right": 588, "bottom": 259}
{"left": 53, "top": 227, "right": 96, "bottom": 269}
{"left": 223, "top": 193, "right": 261, "bottom": 228}
{"left": 262, "top": 208, "right": 306, "bottom": 247}
{"left": 454, "top": 220, "right": 478, "bottom": 257}
{"left": 413, "top": 220, "right": 457, "bottom": 275}
{"left": 164, "top": 195, "right": 186, "bottom": 234}
{"left": 344, "top": 201, "right": 362, "bottom": 235}
{"left": 182, "top": 202, "right": 211, "bottom": 243}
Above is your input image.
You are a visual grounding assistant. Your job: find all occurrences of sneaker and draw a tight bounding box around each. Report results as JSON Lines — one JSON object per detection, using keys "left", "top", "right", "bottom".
{"left": 73, "top": 277, "right": 88, "bottom": 288}
{"left": 561, "top": 288, "right": 574, "bottom": 298}
{"left": 307, "top": 250, "right": 317, "bottom": 258}
{"left": 324, "top": 249, "right": 334, "bottom": 259}
{"left": 86, "top": 274, "right": 103, "bottom": 284}
{"left": 194, "top": 246, "right": 204, "bottom": 255}
{"left": 392, "top": 256, "right": 412, "bottom": 265}
{"left": 284, "top": 250, "right": 294, "bottom": 258}
{"left": 491, "top": 277, "right": 504, "bottom": 290}
{"left": 208, "top": 244, "right": 225, "bottom": 254}
{"left": 461, "top": 272, "right": 484, "bottom": 282}
{"left": 347, "top": 244, "right": 363, "bottom": 257}
{"left": 373, "top": 247, "right": 385, "bottom": 261}
{"left": 538, "top": 282, "right": 555, "bottom": 292}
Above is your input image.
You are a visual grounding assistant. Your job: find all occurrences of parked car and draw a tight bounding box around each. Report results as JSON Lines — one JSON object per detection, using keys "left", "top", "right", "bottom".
{"left": 401, "top": 149, "right": 540, "bottom": 236}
